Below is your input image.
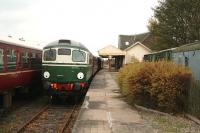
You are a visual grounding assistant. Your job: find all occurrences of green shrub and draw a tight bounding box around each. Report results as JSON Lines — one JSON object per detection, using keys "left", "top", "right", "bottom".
{"left": 117, "top": 61, "right": 192, "bottom": 113}
{"left": 117, "top": 63, "right": 141, "bottom": 96}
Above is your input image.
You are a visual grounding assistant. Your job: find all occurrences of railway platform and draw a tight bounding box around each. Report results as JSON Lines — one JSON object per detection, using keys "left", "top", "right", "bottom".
{"left": 72, "top": 69, "right": 155, "bottom": 133}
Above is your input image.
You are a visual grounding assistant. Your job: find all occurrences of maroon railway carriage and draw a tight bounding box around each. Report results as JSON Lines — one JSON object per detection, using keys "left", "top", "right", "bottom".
{"left": 0, "top": 37, "right": 42, "bottom": 102}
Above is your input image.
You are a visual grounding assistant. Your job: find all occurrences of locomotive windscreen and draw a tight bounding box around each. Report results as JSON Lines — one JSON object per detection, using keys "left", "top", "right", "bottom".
{"left": 44, "top": 49, "right": 56, "bottom": 61}
{"left": 72, "top": 50, "right": 86, "bottom": 62}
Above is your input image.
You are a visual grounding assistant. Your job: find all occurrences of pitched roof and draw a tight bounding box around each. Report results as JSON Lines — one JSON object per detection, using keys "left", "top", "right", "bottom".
{"left": 98, "top": 45, "right": 125, "bottom": 57}
{"left": 118, "top": 32, "right": 151, "bottom": 50}
{"left": 124, "top": 41, "right": 152, "bottom": 52}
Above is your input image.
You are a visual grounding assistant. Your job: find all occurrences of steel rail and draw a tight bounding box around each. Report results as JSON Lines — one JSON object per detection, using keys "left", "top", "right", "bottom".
{"left": 60, "top": 104, "right": 77, "bottom": 133}
{"left": 14, "top": 104, "right": 49, "bottom": 133}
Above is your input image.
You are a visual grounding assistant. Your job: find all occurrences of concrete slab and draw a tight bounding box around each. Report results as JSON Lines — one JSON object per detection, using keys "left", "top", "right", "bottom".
{"left": 106, "top": 98, "right": 130, "bottom": 109}
{"left": 112, "top": 122, "right": 153, "bottom": 133}
{"left": 73, "top": 120, "right": 111, "bottom": 133}
{"left": 87, "top": 91, "right": 106, "bottom": 97}
{"left": 78, "top": 109, "right": 108, "bottom": 121}
{"left": 108, "top": 108, "right": 143, "bottom": 124}
{"left": 72, "top": 69, "right": 155, "bottom": 133}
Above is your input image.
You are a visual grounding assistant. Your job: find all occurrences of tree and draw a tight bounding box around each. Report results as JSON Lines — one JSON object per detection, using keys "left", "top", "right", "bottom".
{"left": 148, "top": 0, "right": 200, "bottom": 50}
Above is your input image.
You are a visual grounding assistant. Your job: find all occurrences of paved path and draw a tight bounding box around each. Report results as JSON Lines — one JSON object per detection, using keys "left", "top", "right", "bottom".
{"left": 72, "top": 69, "right": 155, "bottom": 133}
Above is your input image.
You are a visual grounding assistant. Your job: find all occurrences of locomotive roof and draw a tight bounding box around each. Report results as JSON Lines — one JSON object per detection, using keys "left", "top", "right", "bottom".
{"left": 173, "top": 41, "right": 200, "bottom": 52}
{"left": 43, "top": 39, "right": 90, "bottom": 52}
{"left": 0, "top": 36, "right": 42, "bottom": 51}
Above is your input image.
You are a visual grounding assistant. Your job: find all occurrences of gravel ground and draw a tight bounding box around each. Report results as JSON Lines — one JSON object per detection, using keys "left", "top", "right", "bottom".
{"left": 0, "top": 96, "right": 49, "bottom": 133}
{"left": 24, "top": 106, "right": 73, "bottom": 133}
{"left": 138, "top": 109, "right": 200, "bottom": 133}
{"left": 64, "top": 103, "right": 82, "bottom": 133}
{"left": 0, "top": 96, "right": 83, "bottom": 133}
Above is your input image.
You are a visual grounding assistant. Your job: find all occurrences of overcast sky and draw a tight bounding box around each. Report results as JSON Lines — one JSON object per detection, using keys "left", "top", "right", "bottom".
{"left": 0, "top": 0, "right": 158, "bottom": 55}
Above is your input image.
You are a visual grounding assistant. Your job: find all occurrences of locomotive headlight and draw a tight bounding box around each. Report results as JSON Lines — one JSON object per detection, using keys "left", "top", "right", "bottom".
{"left": 44, "top": 71, "right": 50, "bottom": 79}
{"left": 77, "top": 72, "right": 84, "bottom": 79}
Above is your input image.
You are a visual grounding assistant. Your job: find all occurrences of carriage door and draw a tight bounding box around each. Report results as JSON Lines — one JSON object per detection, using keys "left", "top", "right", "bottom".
{"left": 0, "top": 48, "right": 4, "bottom": 71}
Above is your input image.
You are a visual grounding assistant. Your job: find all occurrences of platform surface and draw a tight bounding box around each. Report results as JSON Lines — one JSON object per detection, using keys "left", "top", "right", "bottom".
{"left": 72, "top": 69, "right": 155, "bottom": 133}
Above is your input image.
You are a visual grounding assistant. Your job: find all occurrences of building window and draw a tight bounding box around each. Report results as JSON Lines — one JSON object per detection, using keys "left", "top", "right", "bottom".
{"left": 125, "top": 42, "right": 129, "bottom": 45}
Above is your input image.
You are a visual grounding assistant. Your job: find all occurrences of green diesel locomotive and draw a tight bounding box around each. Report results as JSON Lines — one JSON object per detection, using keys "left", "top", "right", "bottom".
{"left": 42, "top": 39, "right": 101, "bottom": 102}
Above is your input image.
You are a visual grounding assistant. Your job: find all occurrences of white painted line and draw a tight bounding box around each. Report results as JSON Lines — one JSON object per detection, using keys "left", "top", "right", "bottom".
{"left": 107, "top": 112, "right": 113, "bottom": 128}
{"left": 83, "top": 100, "right": 89, "bottom": 109}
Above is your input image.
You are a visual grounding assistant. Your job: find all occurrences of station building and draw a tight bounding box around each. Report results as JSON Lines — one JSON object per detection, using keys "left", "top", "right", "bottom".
{"left": 98, "top": 32, "right": 154, "bottom": 71}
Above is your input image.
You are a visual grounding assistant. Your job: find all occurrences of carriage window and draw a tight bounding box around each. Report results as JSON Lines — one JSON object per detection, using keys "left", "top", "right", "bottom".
{"left": 7, "top": 49, "right": 16, "bottom": 70}
{"left": 22, "top": 52, "right": 29, "bottom": 68}
{"left": 32, "top": 53, "right": 36, "bottom": 58}
{"left": 37, "top": 53, "right": 42, "bottom": 61}
{"left": 72, "top": 50, "right": 86, "bottom": 62}
{"left": 30, "top": 53, "right": 36, "bottom": 68}
{"left": 58, "top": 48, "right": 71, "bottom": 55}
{"left": 44, "top": 49, "right": 56, "bottom": 61}
{"left": 36, "top": 53, "right": 42, "bottom": 64}
{"left": 31, "top": 53, "right": 41, "bottom": 69}
{"left": 0, "top": 48, "right": 3, "bottom": 71}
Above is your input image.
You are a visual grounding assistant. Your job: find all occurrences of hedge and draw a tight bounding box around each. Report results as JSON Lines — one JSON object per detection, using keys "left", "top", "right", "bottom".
{"left": 117, "top": 61, "right": 192, "bottom": 113}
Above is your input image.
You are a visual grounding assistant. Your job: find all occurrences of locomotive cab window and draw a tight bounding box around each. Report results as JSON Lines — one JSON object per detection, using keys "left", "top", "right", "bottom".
{"left": 72, "top": 50, "right": 86, "bottom": 62}
{"left": 0, "top": 48, "right": 3, "bottom": 71}
{"left": 7, "top": 49, "right": 16, "bottom": 70}
{"left": 44, "top": 49, "right": 56, "bottom": 61}
{"left": 58, "top": 48, "right": 71, "bottom": 55}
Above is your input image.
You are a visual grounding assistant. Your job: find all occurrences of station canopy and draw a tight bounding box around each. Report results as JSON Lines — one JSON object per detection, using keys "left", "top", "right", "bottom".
{"left": 98, "top": 45, "right": 125, "bottom": 58}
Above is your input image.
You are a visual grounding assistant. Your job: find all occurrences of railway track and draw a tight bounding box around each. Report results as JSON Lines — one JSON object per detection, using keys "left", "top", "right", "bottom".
{"left": 0, "top": 97, "right": 49, "bottom": 132}
{"left": 14, "top": 104, "right": 77, "bottom": 133}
